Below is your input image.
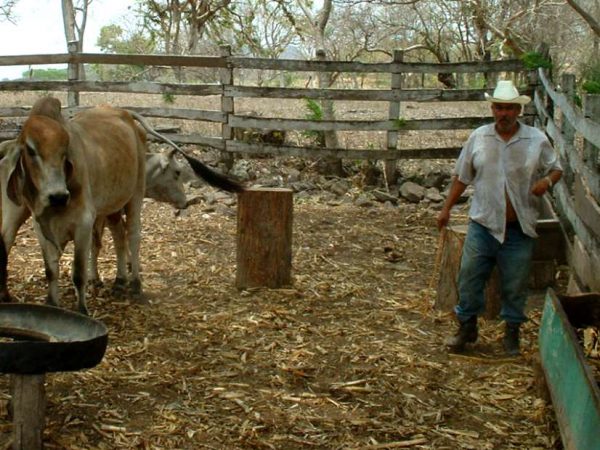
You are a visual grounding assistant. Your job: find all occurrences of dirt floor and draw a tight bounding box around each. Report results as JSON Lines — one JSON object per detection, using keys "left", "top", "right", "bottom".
{"left": 0, "top": 91, "right": 566, "bottom": 449}
{"left": 0, "top": 186, "right": 563, "bottom": 449}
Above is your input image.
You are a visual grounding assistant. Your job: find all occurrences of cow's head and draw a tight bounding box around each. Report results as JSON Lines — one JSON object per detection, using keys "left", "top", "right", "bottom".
{"left": 145, "top": 149, "right": 187, "bottom": 209}
{"left": 8, "top": 115, "right": 74, "bottom": 216}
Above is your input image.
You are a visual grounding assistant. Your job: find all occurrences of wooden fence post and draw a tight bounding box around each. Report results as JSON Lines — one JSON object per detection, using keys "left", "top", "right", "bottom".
{"left": 561, "top": 73, "right": 577, "bottom": 188}
{"left": 236, "top": 188, "right": 293, "bottom": 289}
{"left": 11, "top": 374, "right": 46, "bottom": 450}
{"left": 384, "top": 50, "right": 403, "bottom": 186}
{"left": 66, "top": 40, "right": 80, "bottom": 108}
{"left": 219, "top": 45, "right": 234, "bottom": 170}
{"left": 583, "top": 93, "right": 600, "bottom": 173}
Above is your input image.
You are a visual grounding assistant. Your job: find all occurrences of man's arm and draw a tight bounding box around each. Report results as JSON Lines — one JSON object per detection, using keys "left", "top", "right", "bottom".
{"left": 531, "top": 169, "right": 563, "bottom": 196}
{"left": 437, "top": 176, "right": 468, "bottom": 230}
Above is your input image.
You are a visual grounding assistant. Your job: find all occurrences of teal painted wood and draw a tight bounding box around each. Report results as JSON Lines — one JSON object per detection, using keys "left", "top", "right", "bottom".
{"left": 539, "top": 289, "right": 600, "bottom": 450}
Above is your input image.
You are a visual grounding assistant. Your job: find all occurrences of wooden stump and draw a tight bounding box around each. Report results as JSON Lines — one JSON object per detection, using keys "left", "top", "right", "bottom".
{"left": 435, "top": 225, "right": 501, "bottom": 319}
{"left": 236, "top": 188, "right": 293, "bottom": 289}
{"left": 11, "top": 374, "right": 46, "bottom": 450}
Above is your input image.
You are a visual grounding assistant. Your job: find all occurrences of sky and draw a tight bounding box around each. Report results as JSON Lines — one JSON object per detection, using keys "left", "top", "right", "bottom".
{"left": 0, "top": 0, "right": 136, "bottom": 80}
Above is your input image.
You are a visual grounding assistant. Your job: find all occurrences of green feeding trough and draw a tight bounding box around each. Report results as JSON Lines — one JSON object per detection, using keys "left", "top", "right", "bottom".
{"left": 0, "top": 303, "right": 108, "bottom": 450}
{"left": 539, "top": 289, "right": 600, "bottom": 450}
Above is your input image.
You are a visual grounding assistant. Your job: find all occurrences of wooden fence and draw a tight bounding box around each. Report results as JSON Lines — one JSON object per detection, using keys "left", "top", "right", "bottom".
{"left": 533, "top": 69, "right": 600, "bottom": 293}
{"left": 0, "top": 46, "right": 529, "bottom": 162}
{"left": 0, "top": 48, "right": 597, "bottom": 293}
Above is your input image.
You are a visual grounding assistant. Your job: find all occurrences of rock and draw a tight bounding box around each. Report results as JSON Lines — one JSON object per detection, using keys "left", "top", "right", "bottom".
{"left": 290, "top": 181, "right": 316, "bottom": 192}
{"left": 329, "top": 180, "right": 351, "bottom": 196}
{"left": 286, "top": 168, "right": 301, "bottom": 183}
{"left": 425, "top": 187, "right": 444, "bottom": 203}
{"left": 422, "top": 169, "right": 451, "bottom": 189}
{"left": 355, "top": 194, "right": 373, "bottom": 207}
{"left": 372, "top": 189, "right": 398, "bottom": 204}
{"left": 399, "top": 181, "right": 426, "bottom": 203}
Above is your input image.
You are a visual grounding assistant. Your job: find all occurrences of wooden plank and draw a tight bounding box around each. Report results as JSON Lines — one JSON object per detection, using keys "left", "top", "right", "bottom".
{"left": 229, "top": 114, "right": 489, "bottom": 132}
{"left": 11, "top": 374, "right": 46, "bottom": 450}
{"left": 0, "top": 54, "right": 70, "bottom": 66}
{"left": 554, "top": 183, "right": 600, "bottom": 263}
{"left": 571, "top": 236, "right": 600, "bottom": 291}
{"left": 0, "top": 106, "right": 221, "bottom": 123}
{"left": 574, "top": 177, "right": 600, "bottom": 238}
{"left": 0, "top": 80, "right": 223, "bottom": 96}
{"left": 538, "top": 69, "right": 600, "bottom": 149}
{"left": 116, "top": 107, "right": 225, "bottom": 123}
{"left": 147, "top": 133, "right": 224, "bottom": 150}
{"left": 225, "top": 141, "right": 461, "bottom": 159}
{"left": 0, "top": 53, "right": 227, "bottom": 68}
{"left": 229, "top": 56, "right": 524, "bottom": 74}
{"left": 225, "top": 85, "right": 511, "bottom": 102}
{"left": 539, "top": 290, "right": 600, "bottom": 450}
{"left": 0, "top": 52, "right": 523, "bottom": 74}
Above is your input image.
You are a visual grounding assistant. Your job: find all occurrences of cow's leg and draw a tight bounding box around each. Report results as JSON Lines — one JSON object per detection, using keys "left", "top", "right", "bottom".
{"left": 72, "top": 221, "right": 93, "bottom": 315}
{"left": 2, "top": 204, "right": 31, "bottom": 252}
{"left": 105, "top": 213, "right": 129, "bottom": 296}
{"left": 0, "top": 239, "right": 8, "bottom": 303}
{"left": 89, "top": 219, "right": 105, "bottom": 288}
{"left": 37, "top": 235, "right": 62, "bottom": 309}
{"left": 124, "top": 200, "right": 144, "bottom": 299}
{"left": 0, "top": 204, "right": 31, "bottom": 303}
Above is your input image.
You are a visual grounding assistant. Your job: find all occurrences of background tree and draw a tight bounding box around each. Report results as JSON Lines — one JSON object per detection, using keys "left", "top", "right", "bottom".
{"left": 95, "top": 24, "right": 157, "bottom": 80}
{"left": 62, "top": 0, "right": 91, "bottom": 79}
{"left": 221, "top": 0, "right": 297, "bottom": 86}
{"left": 0, "top": 0, "right": 17, "bottom": 21}
{"left": 132, "top": 0, "right": 233, "bottom": 80}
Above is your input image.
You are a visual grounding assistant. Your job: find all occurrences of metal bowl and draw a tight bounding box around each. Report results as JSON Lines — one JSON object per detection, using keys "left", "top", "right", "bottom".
{"left": 0, "top": 304, "right": 108, "bottom": 374}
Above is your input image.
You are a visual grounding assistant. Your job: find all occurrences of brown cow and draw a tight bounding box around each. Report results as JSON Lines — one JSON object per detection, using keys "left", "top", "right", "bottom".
{"left": 0, "top": 97, "right": 146, "bottom": 315}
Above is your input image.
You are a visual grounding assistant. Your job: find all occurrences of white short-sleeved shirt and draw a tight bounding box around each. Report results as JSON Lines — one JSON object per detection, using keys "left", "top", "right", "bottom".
{"left": 454, "top": 122, "right": 562, "bottom": 243}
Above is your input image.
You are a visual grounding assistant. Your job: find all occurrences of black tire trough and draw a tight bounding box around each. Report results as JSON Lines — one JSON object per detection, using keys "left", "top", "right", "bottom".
{"left": 0, "top": 303, "right": 108, "bottom": 374}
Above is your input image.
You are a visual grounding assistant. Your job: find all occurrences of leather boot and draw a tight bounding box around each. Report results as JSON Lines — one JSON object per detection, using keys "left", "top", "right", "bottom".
{"left": 503, "top": 323, "right": 521, "bottom": 356}
{"left": 445, "top": 316, "right": 478, "bottom": 352}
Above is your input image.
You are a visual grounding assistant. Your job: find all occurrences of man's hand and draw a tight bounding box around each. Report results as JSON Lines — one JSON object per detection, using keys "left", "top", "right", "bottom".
{"left": 437, "top": 208, "right": 451, "bottom": 230}
{"left": 531, "top": 177, "right": 552, "bottom": 196}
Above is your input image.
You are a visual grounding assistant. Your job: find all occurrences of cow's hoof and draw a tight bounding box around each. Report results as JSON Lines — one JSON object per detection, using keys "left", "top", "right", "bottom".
{"left": 89, "top": 278, "right": 104, "bottom": 289}
{"left": 129, "top": 279, "right": 142, "bottom": 296}
{"left": 0, "top": 291, "right": 12, "bottom": 303}
{"left": 78, "top": 304, "right": 90, "bottom": 316}
{"left": 111, "top": 278, "right": 128, "bottom": 298}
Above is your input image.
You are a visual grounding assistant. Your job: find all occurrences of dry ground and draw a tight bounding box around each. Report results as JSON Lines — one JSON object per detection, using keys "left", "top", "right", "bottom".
{"left": 0, "top": 92, "right": 564, "bottom": 449}
{"left": 0, "top": 192, "right": 562, "bottom": 449}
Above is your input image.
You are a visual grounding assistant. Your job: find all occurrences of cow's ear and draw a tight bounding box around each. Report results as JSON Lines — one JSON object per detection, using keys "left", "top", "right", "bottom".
{"left": 6, "top": 151, "right": 24, "bottom": 206}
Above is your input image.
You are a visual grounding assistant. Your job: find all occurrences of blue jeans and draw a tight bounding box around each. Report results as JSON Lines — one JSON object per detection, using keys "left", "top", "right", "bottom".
{"left": 455, "top": 220, "right": 535, "bottom": 325}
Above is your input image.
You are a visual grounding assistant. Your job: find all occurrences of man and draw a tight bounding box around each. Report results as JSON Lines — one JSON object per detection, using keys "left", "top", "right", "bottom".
{"left": 437, "top": 80, "right": 563, "bottom": 356}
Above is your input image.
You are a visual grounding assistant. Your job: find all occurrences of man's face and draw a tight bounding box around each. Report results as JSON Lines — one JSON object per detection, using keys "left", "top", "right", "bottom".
{"left": 491, "top": 102, "right": 522, "bottom": 134}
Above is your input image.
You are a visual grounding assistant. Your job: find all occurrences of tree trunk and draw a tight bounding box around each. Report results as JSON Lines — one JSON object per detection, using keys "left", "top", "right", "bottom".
{"left": 315, "top": 49, "right": 344, "bottom": 177}
{"left": 435, "top": 226, "right": 501, "bottom": 320}
{"left": 236, "top": 188, "right": 293, "bottom": 289}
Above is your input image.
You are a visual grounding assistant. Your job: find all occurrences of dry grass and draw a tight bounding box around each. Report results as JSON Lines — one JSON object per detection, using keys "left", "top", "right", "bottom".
{"left": 0, "top": 196, "right": 562, "bottom": 449}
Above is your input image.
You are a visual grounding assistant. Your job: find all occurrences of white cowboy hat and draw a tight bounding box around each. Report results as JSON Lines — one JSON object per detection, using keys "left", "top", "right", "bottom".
{"left": 484, "top": 80, "right": 531, "bottom": 105}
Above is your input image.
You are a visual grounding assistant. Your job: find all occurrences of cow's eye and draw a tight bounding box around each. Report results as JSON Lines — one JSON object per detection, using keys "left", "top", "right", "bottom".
{"left": 25, "top": 144, "right": 36, "bottom": 157}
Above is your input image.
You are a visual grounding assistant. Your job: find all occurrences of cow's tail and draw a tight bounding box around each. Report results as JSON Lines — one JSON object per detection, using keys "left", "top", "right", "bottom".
{"left": 129, "top": 111, "right": 245, "bottom": 193}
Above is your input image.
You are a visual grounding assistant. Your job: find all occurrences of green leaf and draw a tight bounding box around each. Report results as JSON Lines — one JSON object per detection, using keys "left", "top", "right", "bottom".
{"left": 520, "top": 52, "right": 552, "bottom": 70}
